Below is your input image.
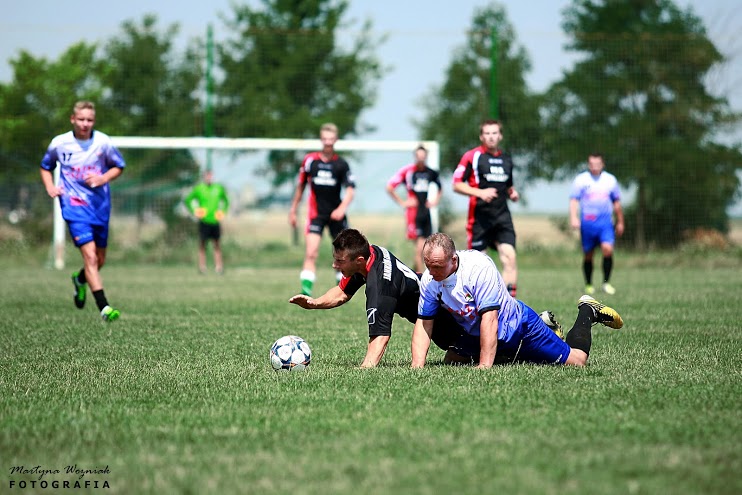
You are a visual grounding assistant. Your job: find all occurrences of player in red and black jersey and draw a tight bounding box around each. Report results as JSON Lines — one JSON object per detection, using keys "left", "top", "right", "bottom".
{"left": 289, "top": 123, "right": 356, "bottom": 296}
{"left": 386, "top": 145, "right": 442, "bottom": 272}
{"left": 289, "top": 229, "right": 454, "bottom": 368}
{"left": 452, "top": 119, "right": 520, "bottom": 297}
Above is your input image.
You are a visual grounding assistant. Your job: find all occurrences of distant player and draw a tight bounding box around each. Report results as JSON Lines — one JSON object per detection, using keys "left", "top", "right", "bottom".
{"left": 452, "top": 119, "right": 520, "bottom": 297}
{"left": 386, "top": 145, "right": 442, "bottom": 272}
{"left": 569, "top": 153, "right": 624, "bottom": 295}
{"left": 288, "top": 123, "right": 355, "bottom": 296}
{"left": 411, "top": 233, "right": 624, "bottom": 369}
{"left": 184, "top": 169, "right": 229, "bottom": 274}
{"left": 40, "top": 100, "right": 125, "bottom": 322}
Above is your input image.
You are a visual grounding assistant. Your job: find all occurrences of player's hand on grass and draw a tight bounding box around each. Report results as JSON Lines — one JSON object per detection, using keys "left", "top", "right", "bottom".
{"left": 289, "top": 294, "right": 315, "bottom": 309}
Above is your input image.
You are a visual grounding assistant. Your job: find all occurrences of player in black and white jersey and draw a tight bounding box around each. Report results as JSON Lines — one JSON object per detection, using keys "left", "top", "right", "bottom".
{"left": 289, "top": 123, "right": 356, "bottom": 296}
{"left": 386, "top": 145, "right": 442, "bottom": 272}
{"left": 289, "top": 229, "right": 452, "bottom": 368}
{"left": 453, "top": 119, "right": 520, "bottom": 297}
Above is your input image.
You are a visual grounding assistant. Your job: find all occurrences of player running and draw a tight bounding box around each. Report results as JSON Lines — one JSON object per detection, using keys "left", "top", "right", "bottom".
{"left": 40, "top": 101, "right": 125, "bottom": 322}
{"left": 288, "top": 123, "right": 355, "bottom": 296}
{"left": 386, "top": 145, "right": 442, "bottom": 272}
{"left": 452, "top": 119, "right": 520, "bottom": 297}
{"left": 569, "top": 153, "right": 624, "bottom": 295}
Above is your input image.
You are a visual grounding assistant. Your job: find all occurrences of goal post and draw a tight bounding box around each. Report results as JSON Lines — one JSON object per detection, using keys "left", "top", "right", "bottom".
{"left": 52, "top": 137, "right": 440, "bottom": 269}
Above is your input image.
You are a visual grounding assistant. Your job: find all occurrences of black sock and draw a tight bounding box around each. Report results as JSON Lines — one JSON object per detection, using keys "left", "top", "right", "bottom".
{"left": 565, "top": 306, "right": 595, "bottom": 355}
{"left": 93, "top": 290, "right": 109, "bottom": 311}
{"left": 583, "top": 260, "right": 593, "bottom": 285}
{"left": 507, "top": 283, "right": 517, "bottom": 298}
{"left": 603, "top": 256, "right": 613, "bottom": 283}
{"left": 77, "top": 268, "right": 87, "bottom": 285}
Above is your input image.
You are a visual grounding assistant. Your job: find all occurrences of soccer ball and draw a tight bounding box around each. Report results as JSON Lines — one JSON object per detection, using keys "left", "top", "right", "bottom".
{"left": 270, "top": 335, "right": 312, "bottom": 371}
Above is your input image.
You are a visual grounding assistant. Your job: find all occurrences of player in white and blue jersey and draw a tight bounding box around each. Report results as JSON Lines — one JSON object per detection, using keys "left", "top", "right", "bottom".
{"left": 411, "top": 233, "right": 623, "bottom": 368}
{"left": 569, "top": 153, "right": 625, "bottom": 295}
{"left": 40, "top": 101, "right": 126, "bottom": 322}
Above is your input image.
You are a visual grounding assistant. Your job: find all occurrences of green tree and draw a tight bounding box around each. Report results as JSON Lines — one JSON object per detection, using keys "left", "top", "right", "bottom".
{"left": 99, "top": 14, "right": 204, "bottom": 241}
{"left": 215, "top": 0, "right": 385, "bottom": 186}
{"left": 539, "top": 0, "right": 742, "bottom": 248}
{"left": 414, "top": 3, "right": 542, "bottom": 175}
{"left": 0, "top": 43, "right": 106, "bottom": 185}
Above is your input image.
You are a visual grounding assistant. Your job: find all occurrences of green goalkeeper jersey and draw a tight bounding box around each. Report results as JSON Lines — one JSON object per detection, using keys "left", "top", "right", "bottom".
{"left": 184, "top": 182, "right": 229, "bottom": 225}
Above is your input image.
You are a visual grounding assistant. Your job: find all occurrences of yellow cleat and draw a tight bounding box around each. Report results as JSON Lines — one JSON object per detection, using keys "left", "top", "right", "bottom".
{"left": 578, "top": 295, "right": 623, "bottom": 329}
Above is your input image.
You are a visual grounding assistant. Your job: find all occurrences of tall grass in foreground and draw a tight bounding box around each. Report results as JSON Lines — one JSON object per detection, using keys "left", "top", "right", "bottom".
{"left": 0, "top": 257, "right": 740, "bottom": 494}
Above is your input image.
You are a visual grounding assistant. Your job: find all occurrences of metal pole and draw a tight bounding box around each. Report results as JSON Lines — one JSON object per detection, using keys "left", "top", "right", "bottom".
{"left": 206, "top": 24, "right": 215, "bottom": 171}
{"left": 490, "top": 28, "right": 499, "bottom": 120}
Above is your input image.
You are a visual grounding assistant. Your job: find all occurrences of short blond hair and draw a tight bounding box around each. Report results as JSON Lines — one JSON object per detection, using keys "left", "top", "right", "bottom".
{"left": 320, "top": 122, "right": 338, "bottom": 135}
{"left": 73, "top": 101, "right": 95, "bottom": 113}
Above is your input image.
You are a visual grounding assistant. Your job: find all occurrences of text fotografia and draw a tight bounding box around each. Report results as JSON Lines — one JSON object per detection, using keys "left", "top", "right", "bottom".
{"left": 9, "top": 479, "right": 110, "bottom": 489}
{"left": 10, "top": 465, "right": 110, "bottom": 480}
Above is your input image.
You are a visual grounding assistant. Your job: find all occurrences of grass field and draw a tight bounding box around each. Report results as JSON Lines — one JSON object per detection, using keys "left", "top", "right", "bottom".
{"left": 1, "top": 217, "right": 741, "bottom": 494}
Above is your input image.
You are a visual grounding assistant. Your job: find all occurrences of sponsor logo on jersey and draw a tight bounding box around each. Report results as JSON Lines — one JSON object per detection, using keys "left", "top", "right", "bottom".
{"left": 484, "top": 165, "right": 508, "bottom": 183}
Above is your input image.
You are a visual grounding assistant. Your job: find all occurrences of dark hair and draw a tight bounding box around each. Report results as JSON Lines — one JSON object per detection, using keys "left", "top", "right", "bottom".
{"left": 588, "top": 152, "right": 604, "bottom": 160}
{"left": 479, "top": 119, "right": 503, "bottom": 134}
{"left": 332, "top": 229, "right": 371, "bottom": 260}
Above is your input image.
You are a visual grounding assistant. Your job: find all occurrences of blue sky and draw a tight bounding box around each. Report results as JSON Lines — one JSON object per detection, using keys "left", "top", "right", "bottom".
{"left": 3, "top": 0, "right": 740, "bottom": 214}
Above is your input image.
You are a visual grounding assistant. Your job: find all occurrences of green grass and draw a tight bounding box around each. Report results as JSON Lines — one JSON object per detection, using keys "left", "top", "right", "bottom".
{"left": 1, "top": 253, "right": 741, "bottom": 494}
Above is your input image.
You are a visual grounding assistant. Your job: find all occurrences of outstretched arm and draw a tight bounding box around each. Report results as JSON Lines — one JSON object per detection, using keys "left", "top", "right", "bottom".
{"left": 289, "top": 285, "right": 349, "bottom": 309}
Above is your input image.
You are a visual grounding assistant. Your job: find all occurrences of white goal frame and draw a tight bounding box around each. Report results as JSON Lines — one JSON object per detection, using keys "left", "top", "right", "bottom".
{"left": 52, "top": 137, "right": 440, "bottom": 269}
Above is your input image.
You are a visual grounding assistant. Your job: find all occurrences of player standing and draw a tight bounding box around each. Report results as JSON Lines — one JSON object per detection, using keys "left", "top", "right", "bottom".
{"left": 40, "top": 101, "right": 125, "bottom": 322}
{"left": 452, "top": 119, "right": 520, "bottom": 297}
{"left": 569, "top": 153, "right": 624, "bottom": 295}
{"left": 386, "top": 145, "right": 442, "bottom": 272}
{"left": 288, "top": 123, "right": 355, "bottom": 296}
{"left": 184, "top": 169, "right": 229, "bottom": 274}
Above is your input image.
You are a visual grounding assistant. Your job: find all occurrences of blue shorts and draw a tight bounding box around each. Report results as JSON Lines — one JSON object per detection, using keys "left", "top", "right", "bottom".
{"left": 438, "top": 301, "right": 570, "bottom": 365}
{"left": 67, "top": 222, "right": 109, "bottom": 248}
{"left": 581, "top": 220, "right": 615, "bottom": 252}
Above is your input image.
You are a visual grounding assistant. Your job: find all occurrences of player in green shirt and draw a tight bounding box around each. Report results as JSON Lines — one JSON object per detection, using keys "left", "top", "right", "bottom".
{"left": 184, "top": 170, "right": 229, "bottom": 274}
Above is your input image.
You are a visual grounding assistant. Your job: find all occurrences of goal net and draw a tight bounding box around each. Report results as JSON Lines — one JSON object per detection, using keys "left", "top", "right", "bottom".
{"left": 51, "top": 137, "right": 440, "bottom": 269}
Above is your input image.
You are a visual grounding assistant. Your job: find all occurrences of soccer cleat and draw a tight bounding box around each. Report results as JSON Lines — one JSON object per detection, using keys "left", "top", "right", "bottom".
{"left": 300, "top": 279, "right": 313, "bottom": 297}
{"left": 578, "top": 295, "right": 623, "bottom": 329}
{"left": 100, "top": 305, "right": 121, "bottom": 322}
{"left": 602, "top": 282, "right": 616, "bottom": 295}
{"left": 585, "top": 284, "right": 595, "bottom": 295}
{"left": 71, "top": 272, "right": 86, "bottom": 309}
{"left": 539, "top": 310, "right": 565, "bottom": 340}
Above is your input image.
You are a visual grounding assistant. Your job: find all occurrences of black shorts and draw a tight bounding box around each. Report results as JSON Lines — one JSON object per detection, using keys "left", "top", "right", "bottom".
{"left": 414, "top": 215, "right": 433, "bottom": 239}
{"left": 198, "top": 221, "right": 221, "bottom": 242}
{"left": 307, "top": 215, "right": 348, "bottom": 238}
{"left": 430, "top": 309, "right": 517, "bottom": 365}
{"left": 470, "top": 214, "right": 516, "bottom": 251}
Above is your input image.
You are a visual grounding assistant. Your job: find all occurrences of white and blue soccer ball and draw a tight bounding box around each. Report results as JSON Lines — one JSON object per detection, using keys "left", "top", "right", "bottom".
{"left": 270, "top": 335, "right": 312, "bottom": 371}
